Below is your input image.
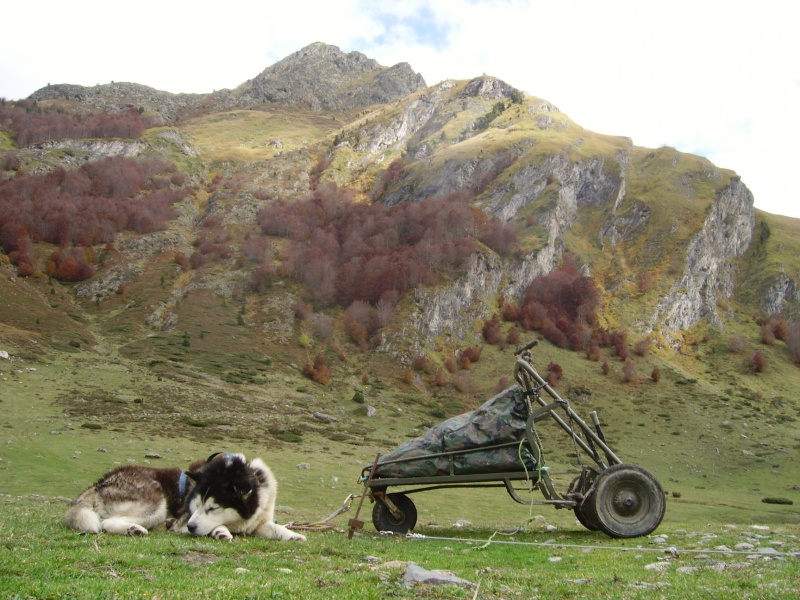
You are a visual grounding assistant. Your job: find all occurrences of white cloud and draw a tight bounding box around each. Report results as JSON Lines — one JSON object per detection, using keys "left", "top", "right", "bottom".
{"left": 1, "top": 0, "right": 797, "bottom": 218}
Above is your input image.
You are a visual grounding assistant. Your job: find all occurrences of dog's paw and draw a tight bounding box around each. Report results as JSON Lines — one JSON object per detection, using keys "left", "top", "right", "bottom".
{"left": 211, "top": 527, "right": 233, "bottom": 541}
{"left": 127, "top": 524, "right": 148, "bottom": 536}
{"left": 287, "top": 531, "right": 307, "bottom": 542}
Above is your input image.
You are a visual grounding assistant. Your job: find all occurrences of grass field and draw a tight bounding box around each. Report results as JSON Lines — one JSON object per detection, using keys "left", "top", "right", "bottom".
{"left": 1, "top": 495, "right": 798, "bottom": 599}
{"left": 1, "top": 343, "right": 798, "bottom": 599}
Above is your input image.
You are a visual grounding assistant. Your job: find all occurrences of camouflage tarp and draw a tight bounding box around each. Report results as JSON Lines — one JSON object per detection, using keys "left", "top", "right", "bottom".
{"left": 372, "top": 386, "right": 537, "bottom": 478}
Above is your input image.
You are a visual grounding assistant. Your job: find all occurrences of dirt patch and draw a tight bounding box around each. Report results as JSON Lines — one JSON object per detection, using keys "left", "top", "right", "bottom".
{"left": 180, "top": 551, "right": 221, "bottom": 567}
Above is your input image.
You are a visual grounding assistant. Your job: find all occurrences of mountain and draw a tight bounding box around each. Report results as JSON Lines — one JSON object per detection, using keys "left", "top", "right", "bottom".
{"left": 29, "top": 42, "right": 427, "bottom": 121}
{"left": 239, "top": 41, "right": 427, "bottom": 111}
{"left": 2, "top": 44, "right": 800, "bottom": 495}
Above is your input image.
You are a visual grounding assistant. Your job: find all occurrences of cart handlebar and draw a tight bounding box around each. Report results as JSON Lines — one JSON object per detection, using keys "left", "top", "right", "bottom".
{"left": 514, "top": 339, "right": 538, "bottom": 356}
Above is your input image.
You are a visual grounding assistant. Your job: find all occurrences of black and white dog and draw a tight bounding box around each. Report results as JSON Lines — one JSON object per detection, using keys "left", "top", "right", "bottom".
{"left": 64, "top": 453, "right": 306, "bottom": 542}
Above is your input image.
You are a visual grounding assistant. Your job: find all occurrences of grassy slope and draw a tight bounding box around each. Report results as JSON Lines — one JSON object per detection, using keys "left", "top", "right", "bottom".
{"left": 2, "top": 341, "right": 799, "bottom": 599}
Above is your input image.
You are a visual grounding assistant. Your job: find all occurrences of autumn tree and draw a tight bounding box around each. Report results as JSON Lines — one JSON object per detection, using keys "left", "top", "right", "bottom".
{"left": 510, "top": 255, "right": 602, "bottom": 353}
{"left": 303, "top": 354, "right": 332, "bottom": 386}
{"left": 750, "top": 350, "right": 767, "bottom": 373}
{"left": 0, "top": 155, "right": 188, "bottom": 277}
{"left": 256, "top": 183, "right": 518, "bottom": 314}
{"left": 621, "top": 358, "right": 636, "bottom": 382}
{"left": 786, "top": 321, "right": 800, "bottom": 363}
{"left": 482, "top": 314, "right": 503, "bottom": 345}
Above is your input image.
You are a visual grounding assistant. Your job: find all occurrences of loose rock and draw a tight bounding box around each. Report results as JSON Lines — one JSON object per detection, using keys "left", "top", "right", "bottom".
{"left": 403, "top": 563, "right": 474, "bottom": 588}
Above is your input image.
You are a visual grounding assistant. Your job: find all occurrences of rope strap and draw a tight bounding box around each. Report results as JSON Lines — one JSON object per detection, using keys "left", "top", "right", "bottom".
{"left": 286, "top": 493, "right": 356, "bottom": 532}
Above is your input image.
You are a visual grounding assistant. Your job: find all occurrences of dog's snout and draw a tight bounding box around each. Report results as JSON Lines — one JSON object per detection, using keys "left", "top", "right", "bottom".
{"left": 187, "top": 522, "right": 197, "bottom": 533}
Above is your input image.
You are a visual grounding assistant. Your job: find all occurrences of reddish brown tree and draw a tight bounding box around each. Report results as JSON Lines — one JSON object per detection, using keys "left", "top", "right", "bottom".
{"left": 482, "top": 314, "right": 503, "bottom": 345}
{"left": 750, "top": 350, "right": 767, "bottom": 373}
{"left": 621, "top": 358, "right": 636, "bottom": 382}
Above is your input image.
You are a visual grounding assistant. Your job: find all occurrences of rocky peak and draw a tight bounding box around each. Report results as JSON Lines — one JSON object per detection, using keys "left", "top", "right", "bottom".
{"left": 240, "top": 42, "right": 427, "bottom": 112}
{"left": 460, "top": 75, "right": 523, "bottom": 101}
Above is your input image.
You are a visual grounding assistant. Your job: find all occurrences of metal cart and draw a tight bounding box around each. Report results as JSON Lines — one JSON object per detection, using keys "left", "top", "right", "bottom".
{"left": 355, "top": 340, "right": 665, "bottom": 539}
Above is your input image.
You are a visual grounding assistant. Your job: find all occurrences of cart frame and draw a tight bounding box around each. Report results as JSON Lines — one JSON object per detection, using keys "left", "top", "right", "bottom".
{"left": 357, "top": 340, "right": 666, "bottom": 539}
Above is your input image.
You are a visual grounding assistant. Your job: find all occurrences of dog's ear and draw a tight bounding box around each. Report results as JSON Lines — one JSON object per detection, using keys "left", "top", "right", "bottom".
{"left": 233, "top": 485, "right": 253, "bottom": 501}
{"left": 185, "top": 471, "right": 202, "bottom": 485}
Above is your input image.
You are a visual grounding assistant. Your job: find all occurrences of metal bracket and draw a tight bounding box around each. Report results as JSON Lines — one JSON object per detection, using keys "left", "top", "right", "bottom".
{"left": 348, "top": 452, "right": 380, "bottom": 539}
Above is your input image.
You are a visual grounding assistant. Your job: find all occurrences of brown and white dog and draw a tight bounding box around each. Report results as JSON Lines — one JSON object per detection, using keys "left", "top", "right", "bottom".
{"left": 64, "top": 453, "right": 306, "bottom": 542}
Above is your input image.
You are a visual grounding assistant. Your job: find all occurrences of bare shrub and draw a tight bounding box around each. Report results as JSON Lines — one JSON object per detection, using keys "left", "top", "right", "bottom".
{"left": 546, "top": 362, "right": 563, "bottom": 386}
{"left": 462, "top": 346, "right": 482, "bottom": 364}
{"left": 634, "top": 337, "right": 652, "bottom": 357}
{"left": 505, "top": 325, "right": 521, "bottom": 346}
{"left": 750, "top": 350, "right": 767, "bottom": 373}
{"left": 412, "top": 355, "right": 429, "bottom": 372}
{"left": 497, "top": 376, "right": 512, "bottom": 392}
{"left": 621, "top": 358, "right": 636, "bottom": 382}
{"left": 586, "top": 343, "right": 602, "bottom": 362}
{"left": 452, "top": 372, "right": 471, "bottom": 393}
{"left": 434, "top": 370, "right": 448, "bottom": 387}
{"left": 313, "top": 314, "right": 334, "bottom": 340}
{"left": 728, "top": 334, "right": 747, "bottom": 353}
{"left": 294, "top": 301, "right": 313, "bottom": 320}
{"left": 248, "top": 263, "right": 274, "bottom": 293}
{"left": 610, "top": 330, "right": 629, "bottom": 360}
{"left": 303, "top": 354, "right": 331, "bottom": 386}
{"left": 787, "top": 321, "right": 800, "bottom": 363}
{"left": 482, "top": 314, "right": 503, "bottom": 345}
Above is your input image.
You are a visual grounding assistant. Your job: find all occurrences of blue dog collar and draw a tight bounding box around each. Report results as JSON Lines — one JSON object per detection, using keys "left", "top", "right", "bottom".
{"left": 178, "top": 471, "right": 188, "bottom": 499}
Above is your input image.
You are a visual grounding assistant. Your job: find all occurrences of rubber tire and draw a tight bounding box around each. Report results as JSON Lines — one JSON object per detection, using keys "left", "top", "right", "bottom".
{"left": 574, "top": 492, "right": 601, "bottom": 531}
{"left": 585, "top": 463, "right": 665, "bottom": 538}
{"left": 567, "top": 475, "right": 600, "bottom": 531}
{"left": 372, "top": 493, "right": 417, "bottom": 533}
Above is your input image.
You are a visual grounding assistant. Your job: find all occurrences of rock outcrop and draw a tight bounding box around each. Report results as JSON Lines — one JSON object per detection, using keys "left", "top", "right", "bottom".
{"left": 30, "top": 82, "right": 206, "bottom": 122}
{"left": 241, "top": 42, "right": 426, "bottom": 112}
{"left": 651, "top": 178, "right": 755, "bottom": 336}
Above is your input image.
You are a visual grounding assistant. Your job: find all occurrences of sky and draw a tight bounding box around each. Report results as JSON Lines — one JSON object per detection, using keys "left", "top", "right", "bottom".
{"left": 2, "top": 0, "right": 798, "bottom": 219}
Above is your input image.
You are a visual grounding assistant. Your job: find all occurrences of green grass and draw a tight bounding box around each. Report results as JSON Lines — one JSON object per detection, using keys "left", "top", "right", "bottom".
{"left": 181, "top": 108, "right": 337, "bottom": 166}
{"left": 1, "top": 494, "right": 798, "bottom": 599}
{"left": 2, "top": 290, "right": 799, "bottom": 599}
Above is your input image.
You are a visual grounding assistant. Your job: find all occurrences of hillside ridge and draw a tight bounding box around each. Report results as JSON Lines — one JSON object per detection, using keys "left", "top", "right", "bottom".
{"left": 2, "top": 43, "right": 800, "bottom": 436}
{"left": 29, "top": 42, "right": 427, "bottom": 119}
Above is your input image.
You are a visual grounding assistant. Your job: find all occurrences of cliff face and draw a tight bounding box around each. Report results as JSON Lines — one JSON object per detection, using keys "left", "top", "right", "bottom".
{"left": 352, "top": 78, "right": 766, "bottom": 346}
{"left": 650, "top": 178, "right": 755, "bottom": 336}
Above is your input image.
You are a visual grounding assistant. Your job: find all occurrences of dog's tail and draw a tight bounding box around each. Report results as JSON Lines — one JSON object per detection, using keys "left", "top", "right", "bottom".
{"left": 64, "top": 490, "right": 102, "bottom": 533}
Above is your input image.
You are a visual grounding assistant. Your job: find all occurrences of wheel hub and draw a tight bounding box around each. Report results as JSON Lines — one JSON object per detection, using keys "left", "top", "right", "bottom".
{"left": 613, "top": 490, "right": 641, "bottom": 516}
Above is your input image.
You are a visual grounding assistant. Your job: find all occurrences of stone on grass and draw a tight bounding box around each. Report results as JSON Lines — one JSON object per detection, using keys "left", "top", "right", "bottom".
{"left": 403, "top": 563, "right": 474, "bottom": 588}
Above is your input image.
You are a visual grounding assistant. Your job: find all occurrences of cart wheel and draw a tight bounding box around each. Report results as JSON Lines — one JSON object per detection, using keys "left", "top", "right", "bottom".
{"left": 372, "top": 493, "right": 417, "bottom": 533}
{"left": 585, "top": 463, "right": 665, "bottom": 538}
{"left": 568, "top": 474, "right": 600, "bottom": 531}
{"left": 574, "top": 494, "right": 601, "bottom": 531}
